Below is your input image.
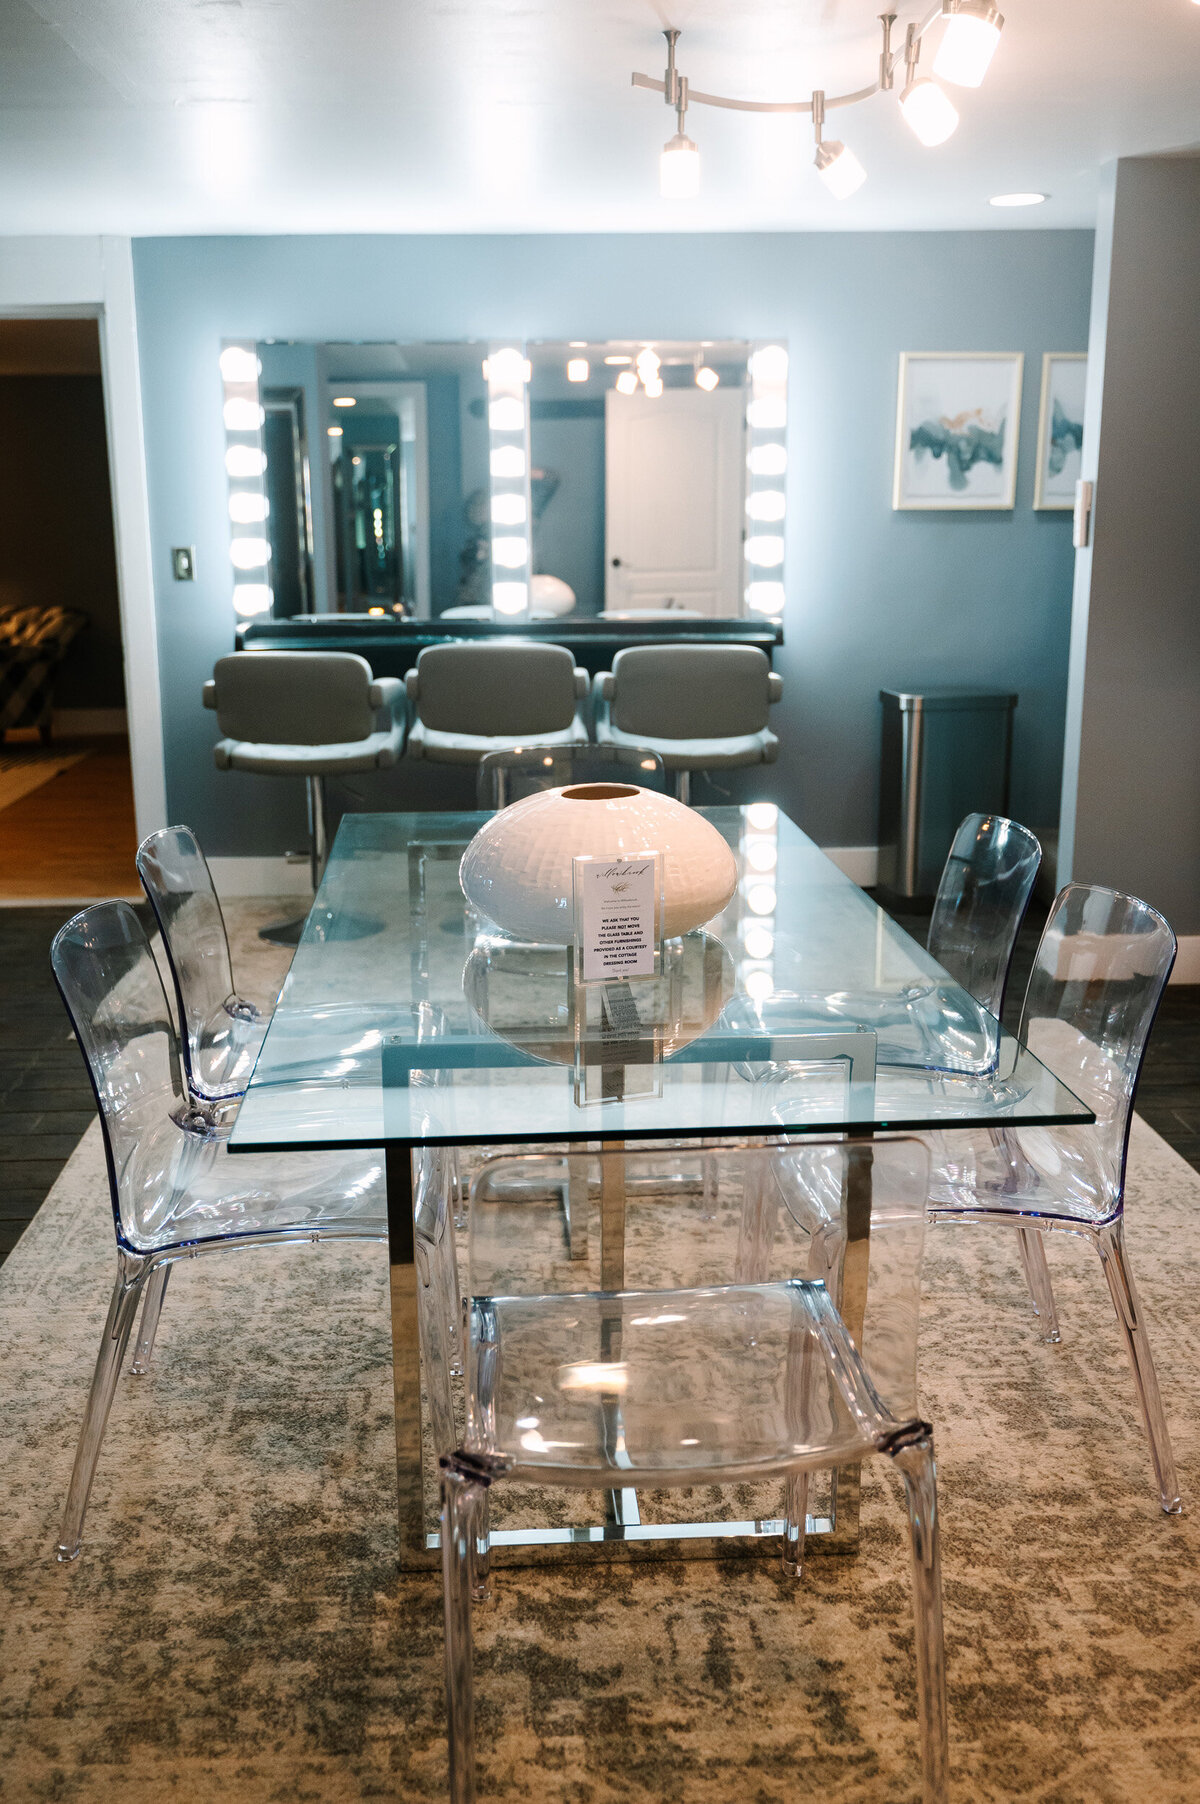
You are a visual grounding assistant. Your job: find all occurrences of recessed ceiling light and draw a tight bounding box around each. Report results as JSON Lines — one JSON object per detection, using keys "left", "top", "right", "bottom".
{"left": 989, "top": 191, "right": 1047, "bottom": 208}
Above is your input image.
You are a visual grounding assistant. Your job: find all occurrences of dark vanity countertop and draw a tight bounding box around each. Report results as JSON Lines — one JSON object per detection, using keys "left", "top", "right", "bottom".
{"left": 236, "top": 612, "right": 784, "bottom": 675}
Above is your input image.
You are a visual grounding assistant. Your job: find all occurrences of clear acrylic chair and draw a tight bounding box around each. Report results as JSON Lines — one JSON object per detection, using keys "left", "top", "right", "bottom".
{"left": 439, "top": 1139, "right": 948, "bottom": 1804}
{"left": 136, "top": 824, "right": 270, "bottom": 1105}
{"left": 475, "top": 742, "right": 666, "bottom": 810}
{"left": 929, "top": 882, "right": 1181, "bottom": 1513}
{"left": 926, "top": 812, "right": 1041, "bottom": 1017}
{"left": 50, "top": 900, "right": 456, "bottom": 1560}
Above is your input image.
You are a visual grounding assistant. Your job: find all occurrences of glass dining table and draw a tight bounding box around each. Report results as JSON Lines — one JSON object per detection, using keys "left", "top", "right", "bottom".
{"left": 230, "top": 805, "right": 1093, "bottom": 1571}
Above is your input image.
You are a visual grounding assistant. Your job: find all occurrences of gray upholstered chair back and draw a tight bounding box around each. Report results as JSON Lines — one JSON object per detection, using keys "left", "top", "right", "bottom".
{"left": 205, "top": 652, "right": 378, "bottom": 745}
{"left": 610, "top": 645, "right": 778, "bottom": 740}
{"left": 408, "top": 642, "right": 583, "bottom": 736}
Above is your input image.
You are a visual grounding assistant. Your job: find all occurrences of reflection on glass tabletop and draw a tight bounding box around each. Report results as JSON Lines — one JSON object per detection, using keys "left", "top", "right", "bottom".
{"left": 229, "top": 808, "right": 1093, "bottom": 1152}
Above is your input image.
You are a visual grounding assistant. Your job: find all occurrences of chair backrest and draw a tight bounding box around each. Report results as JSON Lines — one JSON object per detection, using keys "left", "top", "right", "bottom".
{"left": 136, "top": 826, "right": 239, "bottom": 1099}
{"left": 927, "top": 813, "right": 1042, "bottom": 1017}
{"left": 467, "top": 1139, "right": 929, "bottom": 1431}
{"left": 207, "top": 651, "right": 377, "bottom": 745}
{"left": 50, "top": 900, "right": 187, "bottom": 1249}
{"left": 410, "top": 641, "right": 581, "bottom": 736}
{"left": 475, "top": 743, "right": 666, "bottom": 809}
{"left": 610, "top": 645, "right": 774, "bottom": 740}
{"left": 1019, "top": 883, "right": 1176, "bottom": 1201}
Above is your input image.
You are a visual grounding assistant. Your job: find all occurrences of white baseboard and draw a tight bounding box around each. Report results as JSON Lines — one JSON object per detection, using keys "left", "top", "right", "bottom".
{"left": 821, "top": 845, "right": 879, "bottom": 888}
{"left": 1171, "top": 937, "right": 1200, "bottom": 985}
{"left": 207, "top": 856, "right": 313, "bottom": 899}
{"left": 52, "top": 708, "right": 127, "bottom": 737}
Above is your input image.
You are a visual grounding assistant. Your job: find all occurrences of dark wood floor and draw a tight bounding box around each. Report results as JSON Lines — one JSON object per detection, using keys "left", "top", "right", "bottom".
{"left": 3, "top": 896, "right": 1200, "bottom": 1268}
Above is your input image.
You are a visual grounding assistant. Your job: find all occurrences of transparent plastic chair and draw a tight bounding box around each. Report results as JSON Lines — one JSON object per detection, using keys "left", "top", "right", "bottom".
{"left": 439, "top": 1140, "right": 947, "bottom": 1804}
{"left": 926, "top": 812, "right": 1042, "bottom": 1018}
{"left": 929, "top": 882, "right": 1180, "bottom": 1513}
{"left": 50, "top": 900, "right": 456, "bottom": 1561}
{"left": 136, "top": 824, "right": 270, "bottom": 1104}
{"left": 475, "top": 742, "right": 666, "bottom": 810}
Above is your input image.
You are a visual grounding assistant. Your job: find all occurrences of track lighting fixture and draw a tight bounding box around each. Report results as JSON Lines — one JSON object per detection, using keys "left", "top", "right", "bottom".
{"left": 633, "top": 5, "right": 1005, "bottom": 199}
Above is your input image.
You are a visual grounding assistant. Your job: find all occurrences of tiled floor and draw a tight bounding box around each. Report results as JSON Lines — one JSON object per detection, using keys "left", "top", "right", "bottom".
{"left": 3, "top": 894, "right": 1200, "bottom": 1267}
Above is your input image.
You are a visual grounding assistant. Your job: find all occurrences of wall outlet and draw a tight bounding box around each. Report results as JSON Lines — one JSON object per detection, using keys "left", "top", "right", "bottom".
{"left": 172, "top": 546, "right": 196, "bottom": 581}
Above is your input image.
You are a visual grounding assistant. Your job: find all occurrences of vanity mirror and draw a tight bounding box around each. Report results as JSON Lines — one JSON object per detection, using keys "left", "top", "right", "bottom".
{"left": 219, "top": 337, "right": 786, "bottom": 625}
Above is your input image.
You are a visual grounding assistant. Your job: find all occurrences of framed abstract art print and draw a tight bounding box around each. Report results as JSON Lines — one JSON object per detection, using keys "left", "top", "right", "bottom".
{"left": 893, "top": 351, "right": 1023, "bottom": 510}
{"left": 1034, "top": 352, "right": 1087, "bottom": 509}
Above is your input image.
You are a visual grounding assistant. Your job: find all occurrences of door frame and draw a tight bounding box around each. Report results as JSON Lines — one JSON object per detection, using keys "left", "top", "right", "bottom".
{"left": 0, "top": 235, "right": 166, "bottom": 841}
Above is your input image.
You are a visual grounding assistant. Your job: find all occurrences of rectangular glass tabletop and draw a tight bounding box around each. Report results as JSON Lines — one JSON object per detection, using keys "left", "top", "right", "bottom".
{"left": 231, "top": 807, "right": 1093, "bottom": 1153}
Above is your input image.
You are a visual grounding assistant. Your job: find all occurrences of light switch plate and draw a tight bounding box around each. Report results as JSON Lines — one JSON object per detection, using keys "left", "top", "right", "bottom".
{"left": 172, "top": 546, "right": 196, "bottom": 581}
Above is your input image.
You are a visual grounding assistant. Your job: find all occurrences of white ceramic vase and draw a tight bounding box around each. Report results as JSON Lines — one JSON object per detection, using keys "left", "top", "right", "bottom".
{"left": 459, "top": 782, "right": 738, "bottom": 944}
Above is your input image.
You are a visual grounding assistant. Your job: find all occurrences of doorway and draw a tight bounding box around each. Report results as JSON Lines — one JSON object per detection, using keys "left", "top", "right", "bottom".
{"left": 0, "top": 318, "right": 137, "bottom": 901}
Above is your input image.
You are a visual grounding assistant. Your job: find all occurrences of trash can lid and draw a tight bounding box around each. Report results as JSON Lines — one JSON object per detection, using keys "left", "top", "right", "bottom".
{"left": 880, "top": 687, "right": 1018, "bottom": 712}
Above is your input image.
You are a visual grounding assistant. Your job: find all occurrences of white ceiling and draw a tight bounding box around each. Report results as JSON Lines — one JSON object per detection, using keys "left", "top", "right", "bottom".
{"left": 1, "top": 0, "right": 1198, "bottom": 235}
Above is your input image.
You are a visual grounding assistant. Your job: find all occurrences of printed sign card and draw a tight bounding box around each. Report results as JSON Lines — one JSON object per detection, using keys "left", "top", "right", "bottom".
{"left": 574, "top": 855, "right": 659, "bottom": 984}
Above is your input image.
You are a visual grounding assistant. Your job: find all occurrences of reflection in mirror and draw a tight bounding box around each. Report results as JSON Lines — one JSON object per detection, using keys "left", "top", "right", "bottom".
{"left": 238, "top": 341, "right": 492, "bottom": 620}
{"left": 526, "top": 341, "right": 786, "bottom": 622}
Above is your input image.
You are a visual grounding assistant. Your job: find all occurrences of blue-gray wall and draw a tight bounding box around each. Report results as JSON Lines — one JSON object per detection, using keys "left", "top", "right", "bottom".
{"left": 131, "top": 231, "right": 1092, "bottom": 857}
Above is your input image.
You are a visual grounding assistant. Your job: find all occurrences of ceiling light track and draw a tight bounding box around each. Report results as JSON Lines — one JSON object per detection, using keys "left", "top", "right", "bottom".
{"left": 633, "top": 1, "right": 1004, "bottom": 200}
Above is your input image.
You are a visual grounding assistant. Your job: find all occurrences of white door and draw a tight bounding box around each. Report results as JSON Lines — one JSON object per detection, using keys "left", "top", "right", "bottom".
{"left": 604, "top": 386, "right": 745, "bottom": 616}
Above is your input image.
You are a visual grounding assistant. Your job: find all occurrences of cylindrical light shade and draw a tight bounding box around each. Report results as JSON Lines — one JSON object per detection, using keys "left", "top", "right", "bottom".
{"left": 899, "top": 77, "right": 960, "bottom": 146}
{"left": 814, "top": 140, "right": 866, "bottom": 200}
{"left": 660, "top": 132, "right": 700, "bottom": 199}
{"left": 933, "top": 2, "right": 1003, "bottom": 87}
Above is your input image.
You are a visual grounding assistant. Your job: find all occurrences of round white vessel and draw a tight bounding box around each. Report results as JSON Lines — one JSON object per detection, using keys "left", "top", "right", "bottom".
{"left": 459, "top": 782, "right": 739, "bottom": 944}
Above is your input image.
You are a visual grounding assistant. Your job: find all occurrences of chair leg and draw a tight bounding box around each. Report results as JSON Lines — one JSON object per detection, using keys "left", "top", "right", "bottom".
{"left": 735, "top": 1153, "right": 778, "bottom": 1284}
{"left": 782, "top": 1471, "right": 808, "bottom": 1578}
{"left": 674, "top": 768, "right": 691, "bottom": 805}
{"left": 1016, "top": 1226, "right": 1061, "bottom": 1343}
{"left": 57, "top": 1251, "right": 148, "bottom": 1562}
{"left": 307, "top": 772, "right": 328, "bottom": 893}
{"left": 130, "top": 1263, "right": 171, "bottom": 1375}
{"left": 442, "top": 1463, "right": 488, "bottom": 1804}
{"left": 888, "top": 1430, "right": 949, "bottom": 1804}
{"left": 1094, "top": 1218, "right": 1182, "bottom": 1514}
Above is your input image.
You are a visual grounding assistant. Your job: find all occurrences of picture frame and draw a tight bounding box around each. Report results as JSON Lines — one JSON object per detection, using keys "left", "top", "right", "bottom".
{"left": 1034, "top": 352, "right": 1087, "bottom": 510}
{"left": 893, "top": 351, "right": 1023, "bottom": 511}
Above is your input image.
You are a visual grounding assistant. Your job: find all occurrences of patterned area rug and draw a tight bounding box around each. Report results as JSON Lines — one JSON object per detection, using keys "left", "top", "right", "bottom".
{"left": 0, "top": 743, "right": 90, "bottom": 812}
{"left": 1, "top": 1111, "right": 1198, "bottom": 1803}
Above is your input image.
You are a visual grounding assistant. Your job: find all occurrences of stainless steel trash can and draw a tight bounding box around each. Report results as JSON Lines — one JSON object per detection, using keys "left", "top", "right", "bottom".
{"left": 877, "top": 687, "right": 1017, "bottom": 900}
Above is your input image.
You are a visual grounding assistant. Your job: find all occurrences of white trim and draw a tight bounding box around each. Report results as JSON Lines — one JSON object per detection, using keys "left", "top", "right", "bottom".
{"left": 1171, "top": 938, "right": 1200, "bottom": 986}
{"left": 98, "top": 236, "right": 166, "bottom": 839}
{"left": 821, "top": 845, "right": 879, "bottom": 888}
{"left": 0, "top": 236, "right": 166, "bottom": 844}
{"left": 52, "top": 708, "right": 127, "bottom": 737}
{"left": 206, "top": 856, "right": 313, "bottom": 900}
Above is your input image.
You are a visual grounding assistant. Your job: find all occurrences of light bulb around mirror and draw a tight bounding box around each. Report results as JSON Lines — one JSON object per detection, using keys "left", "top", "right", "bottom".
{"left": 899, "top": 77, "right": 960, "bottom": 146}
{"left": 489, "top": 397, "right": 525, "bottom": 431}
{"left": 746, "top": 490, "right": 786, "bottom": 522}
{"left": 642, "top": 375, "right": 664, "bottom": 398}
{"left": 745, "top": 535, "right": 785, "bottom": 568}
{"left": 933, "top": 1, "right": 1003, "bottom": 87}
{"left": 492, "top": 536, "right": 529, "bottom": 569}
{"left": 567, "top": 358, "right": 589, "bottom": 382}
{"left": 490, "top": 445, "right": 526, "bottom": 478}
{"left": 814, "top": 140, "right": 867, "bottom": 200}
{"left": 223, "top": 397, "right": 264, "bottom": 432}
{"left": 746, "top": 581, "right": 786, "bottom": 616}
{"left": 749, "top": 345, "right": 789, "bottom": 387}
{"left": 695, "top": 365, "right": 719, "bottom": 391}
{"left": 219, "top": 346, "right": 260, "bottom": 384}
{"left": 660, "top": 132, "right": 700, "bottom": 199}
{"left": 747, "top": 444, "right": 787, "bottom": 477}
{"left": 232, "top": 583, "right": 272, "bottom": 617}
{"left": 491, "top": 494, "right": 528, "bottom": 526}
{"left": 492, "top": 582, "right": 529, "bottom": 615}
{"left": 225, "top": 446, "right": 267, "bottom": 479}
{"left": 615, "top": 370, "right": 638, "bottom": 395}
{"left": 746, "top": 397, "right": 786, "bottom": 430}
{"left": 229, "top": 537, "right": 270, "bottom": 570}
{"left": 488, "top": 347, "right": 528, "bottom": 388}
{"left": 228, "top": 492, "right": 268, "bottom": 524}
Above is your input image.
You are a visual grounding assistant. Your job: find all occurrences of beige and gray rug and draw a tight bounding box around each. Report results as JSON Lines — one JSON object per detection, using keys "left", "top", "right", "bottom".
{"left": 2, "top": 906, "right": 1199, "bottom": 1802}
